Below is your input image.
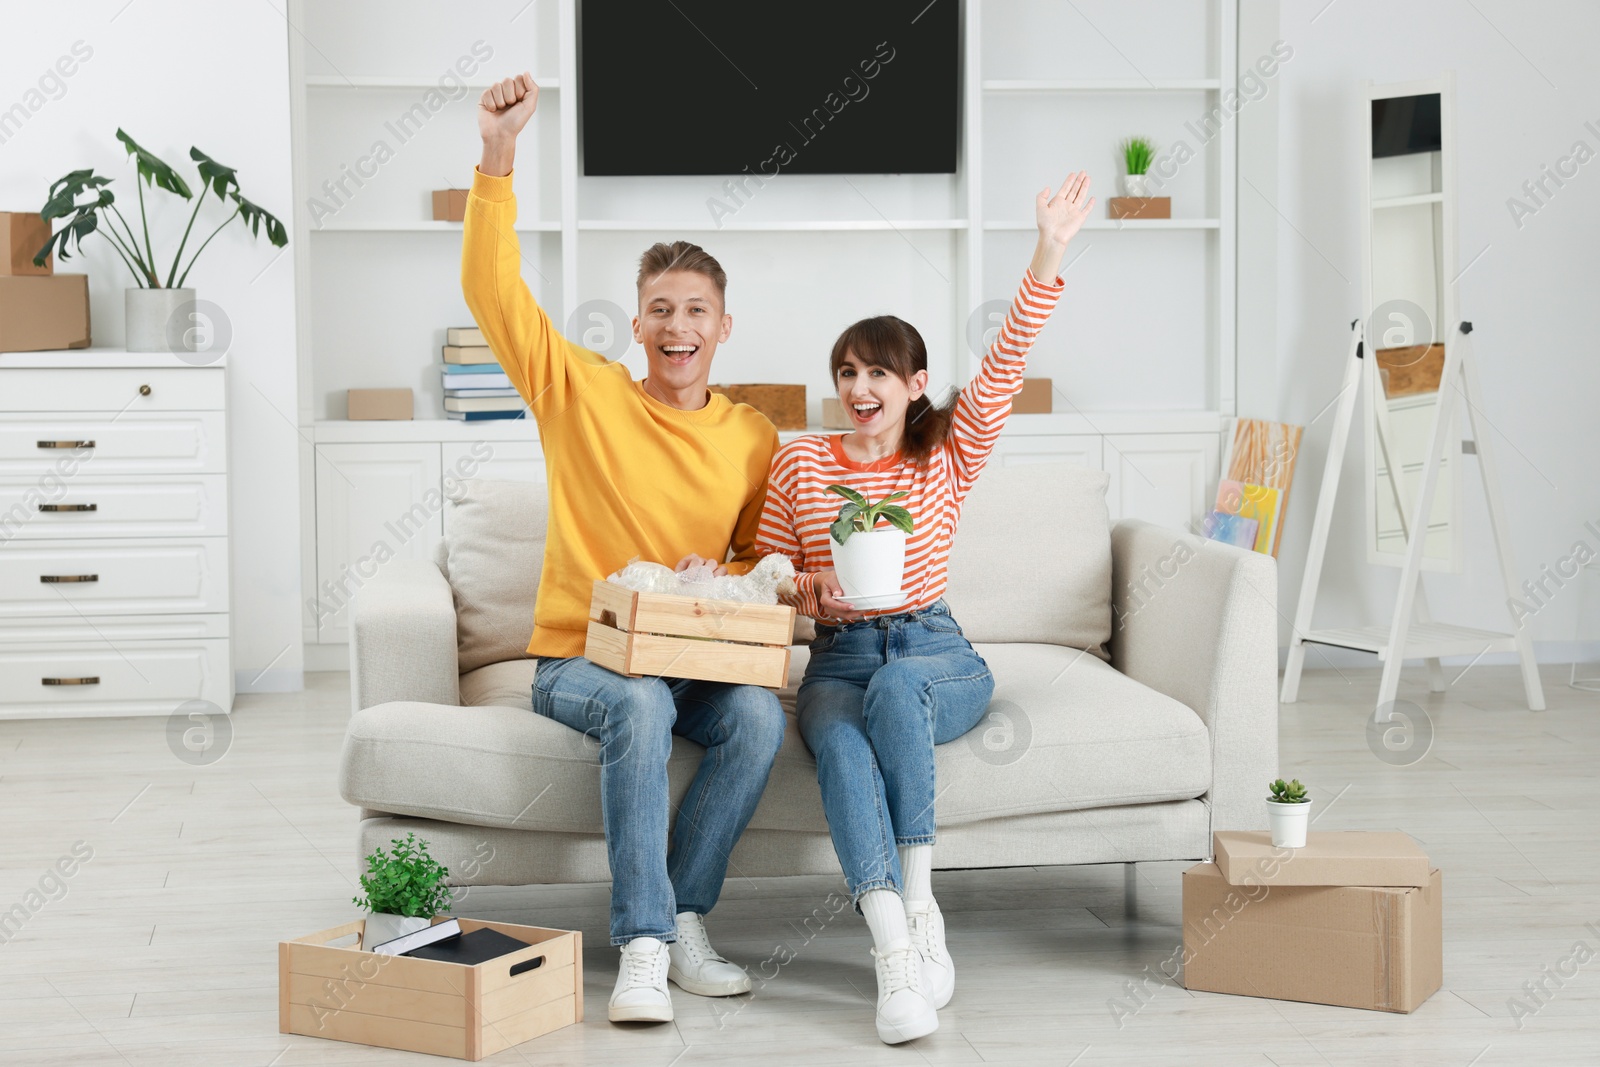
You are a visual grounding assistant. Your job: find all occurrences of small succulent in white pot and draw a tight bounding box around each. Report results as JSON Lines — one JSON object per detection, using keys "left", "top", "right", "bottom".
{"left": 1265, "top": 778, "right": 1312, "bottom": 848}
{"left": 1121, "top": 136, "right": 1155, "bottom": 197}
{"left": 352, "top": 832, "right": 453, "bottom": 948}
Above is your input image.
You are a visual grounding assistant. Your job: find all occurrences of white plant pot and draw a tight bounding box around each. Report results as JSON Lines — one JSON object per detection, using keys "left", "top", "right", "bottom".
{"left": 829, "top": 528, "right": 907, "bottom": 601}
{"left": 125, "top": 287, "right": 194, "bottom": 353}
{"left": 362, "top": 911, "right": 430, "bottom": 949}
{"left": 1265, "top": 799, "right": 1312, "bottom": 848}
{"left": 1121, "top": 174, "right": 1151, "bottom": 197}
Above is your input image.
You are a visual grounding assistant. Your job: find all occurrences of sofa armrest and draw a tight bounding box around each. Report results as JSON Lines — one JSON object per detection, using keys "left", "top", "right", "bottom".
{"left": 350, "top": 559, "right": 460, "bottom": 713}
{"left": 1108, "top": 518, "right": 1278, "bottom": 838}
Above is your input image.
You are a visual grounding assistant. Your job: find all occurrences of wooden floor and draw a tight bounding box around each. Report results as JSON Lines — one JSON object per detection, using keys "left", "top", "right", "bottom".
{"left": 1, "top": 665, "right": 1597, "bottom": 1065}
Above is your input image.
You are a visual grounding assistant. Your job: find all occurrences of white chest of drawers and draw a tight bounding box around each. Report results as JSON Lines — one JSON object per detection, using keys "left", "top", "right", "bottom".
{"left": 0, "top": 351, "right": 233, "bottom": 718}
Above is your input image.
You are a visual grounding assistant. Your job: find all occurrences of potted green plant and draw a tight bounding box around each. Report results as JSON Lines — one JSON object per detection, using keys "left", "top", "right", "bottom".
{"left": 826, "top": 485, "right": 913, "bottom": 610}
{"left": 1265, "top": 778, "right": 1312, "bottom": 848}
{"left": 352, "top": 832, "right": 453, "bottom": 947}
{"left": 35, "top": 129, "right": 287, "bottom": 353}
{"left": 1121, "top": 136, "right": 1155, "bottom": 197}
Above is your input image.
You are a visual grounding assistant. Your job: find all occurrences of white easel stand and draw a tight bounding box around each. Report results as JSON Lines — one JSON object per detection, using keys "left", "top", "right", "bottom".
{"left": 1281, "top": 320, "right": 1545, "bottom": 721}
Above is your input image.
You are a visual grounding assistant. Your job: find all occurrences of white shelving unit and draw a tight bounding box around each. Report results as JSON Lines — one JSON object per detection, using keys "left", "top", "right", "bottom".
{"left": 287, "top": 0, "right": 1240, "bottom": 656}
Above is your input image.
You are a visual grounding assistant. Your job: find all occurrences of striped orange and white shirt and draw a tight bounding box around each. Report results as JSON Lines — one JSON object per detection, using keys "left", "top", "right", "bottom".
{"left": 756, "top": 268, "right": 1065, "bottom": 622}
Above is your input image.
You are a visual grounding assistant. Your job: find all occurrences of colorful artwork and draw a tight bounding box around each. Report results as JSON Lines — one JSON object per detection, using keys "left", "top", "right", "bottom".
{"left": 1202, "top": 509, "right": 1260, "bottom": 550}
{"left": 1215, "top": 480, "right": 1281, "bottom": 556}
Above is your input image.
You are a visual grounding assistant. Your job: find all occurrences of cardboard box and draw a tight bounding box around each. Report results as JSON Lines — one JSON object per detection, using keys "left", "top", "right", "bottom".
{"left": 280, "top": 917, "right": 581, "bottom": 1060}
{"left": 1, "top": 212, "right": 52, "bottom": 276}
{"left": 432, "top": 189, "right": 469, "bottom": 222}
{"left": 0, "top": 274, "right": 90, "bottom": 352}
{"left": 821, "top": 397, "right": 852, "bottom": 430}
{"left": 1182, "top": 862, "right": 1443, "bottom": 1013}
{"left": 1108, "top": 197, "right": 1172, "bottom": 220}
{"left": 710, "top": 384, "right": 806, "bottom": 430}
{"left": 1213, "top": 830, "right": 1432, "bottom": 888}
{"left": 347, "top": 388, "right": 414, "bottom": 420}
{"left": 1013, "top": 377, "right": 1052, "bottom": 414}
{"left": 585, "top": 579, "right": 795, "bottom": 689}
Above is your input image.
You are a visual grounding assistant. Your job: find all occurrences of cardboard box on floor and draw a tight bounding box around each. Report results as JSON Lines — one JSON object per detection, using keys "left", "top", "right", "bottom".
{"left": 1182, "top": 831, "right": 1443, "bottom": 1013}
{"left": 0, "top": 274, "right": 90, "bottom": 352}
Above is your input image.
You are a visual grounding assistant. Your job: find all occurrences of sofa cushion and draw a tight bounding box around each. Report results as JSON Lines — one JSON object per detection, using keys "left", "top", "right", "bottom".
{"left": 944, "top": 462, "right": 1113, "bottom": 659}
{"left": 347, "top": 642, "right": 1210, "bottom": 836}
{"left": 445, "top": 479, "right": 544, "bottom": 672}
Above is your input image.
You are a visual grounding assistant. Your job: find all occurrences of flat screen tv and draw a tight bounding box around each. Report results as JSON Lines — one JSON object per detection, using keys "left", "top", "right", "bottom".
{"left": 579, "top": 0, "right": 960, "bottom": 176}
{"left": 1371, "top": 93, "right": 1442, "bottom": 158}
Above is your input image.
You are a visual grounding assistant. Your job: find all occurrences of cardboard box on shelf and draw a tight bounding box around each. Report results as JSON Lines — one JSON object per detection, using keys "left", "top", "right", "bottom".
{"left": 432, "top": 189, "right": 469, "bottom": 222}
{"left": 1181, "top": 831, "right": 1444, "bottom": 1013}
{"left": 347, "top": 388, "right": 414, "bottom": 420}
{"left": 1014, "top": 377, "right": 1052, "bottom": 414}
{"left": 1, "top": 212, "right": 52, "bottom": 276}
{"left": 1213, "top": 830, "right": 1432, "bottom": 888}
{"left": 821, "top": 397, "right": 851, "bottom": 430}
{"left": 0, "top": 274, "right": 90, "bottom": 352}
{"left": 1108, "top": 197, "right": 1172, "bottom": 220}
{"left": 710, "top": 383, "right": 806, "bottom": 430}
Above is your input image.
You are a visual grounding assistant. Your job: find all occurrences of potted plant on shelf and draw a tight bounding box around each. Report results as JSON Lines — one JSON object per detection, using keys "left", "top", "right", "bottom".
{"left": 1266, "top": 778, "right": 1312, "bottom": 848}
{"left": 352, "top": 831, "right": 453, "bottom": 948}
{"left": 35, "top": 129, "right": 287, "bottom": 353}
{"left": 827, "top": 485, "right": 913, "bottom": 610}
{"left": 1121, "top": 136, "right": 1155, "bottom": 197}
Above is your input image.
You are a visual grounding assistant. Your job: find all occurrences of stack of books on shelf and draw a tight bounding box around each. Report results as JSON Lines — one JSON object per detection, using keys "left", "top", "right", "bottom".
{"left": 442, "top": 326, "right": 527, "bottom": 421}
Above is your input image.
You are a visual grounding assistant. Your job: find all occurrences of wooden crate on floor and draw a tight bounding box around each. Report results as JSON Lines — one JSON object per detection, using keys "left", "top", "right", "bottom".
{"left": 279, "top": 917, "right": 581, "bottom": 1061}
{"left": 585, "top": 578, "right": 795, "bottom": 688}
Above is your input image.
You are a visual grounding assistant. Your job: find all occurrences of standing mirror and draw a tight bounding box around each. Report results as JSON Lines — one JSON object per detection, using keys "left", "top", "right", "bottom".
{"left": 1361, "top": 75, "right": 1462, "bottom": 572}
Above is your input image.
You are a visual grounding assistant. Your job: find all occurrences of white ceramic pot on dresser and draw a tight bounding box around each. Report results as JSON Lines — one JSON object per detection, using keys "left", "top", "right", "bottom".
{"left": 0, "top": 350, "right": 232, "bottom": 718}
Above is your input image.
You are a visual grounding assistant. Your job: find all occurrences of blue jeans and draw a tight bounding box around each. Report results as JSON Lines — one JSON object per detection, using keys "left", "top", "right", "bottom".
{"left": 795, "top": 600, "right": 994, "bottom": 903}
{"left": 532, "top": 655, "right": 786, "bottom": 945}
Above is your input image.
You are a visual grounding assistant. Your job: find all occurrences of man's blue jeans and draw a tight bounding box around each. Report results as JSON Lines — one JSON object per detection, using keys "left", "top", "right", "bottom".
{"left": 532, "top": 655, "right": 786, "bottom": 945}
{"left": 795, "top": 600, "right": 994, "bottom": 903}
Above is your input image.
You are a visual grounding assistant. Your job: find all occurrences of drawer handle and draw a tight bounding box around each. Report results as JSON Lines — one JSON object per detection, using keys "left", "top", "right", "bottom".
{"left": 139, "top": 384, "right": 151, "bottom": 396}
{"left": 42, "top": 677, "right": 100, "bottom": 686}
{"left": 38, "top": 503, "right": 97, "bottom": 512}
{"left": 40, "top": 574, "right": 99, "bottom": 583}
{"left": 37, "top": 440, "right": 95, "bottom": 450}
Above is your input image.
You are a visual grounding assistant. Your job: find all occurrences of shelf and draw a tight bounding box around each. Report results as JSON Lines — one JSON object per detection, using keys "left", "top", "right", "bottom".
{"left": 984, "top": 219, "right": 1221, "bottom": 231}
{"left": 306, "top": 76, "right": 560, "bottom": 90}
{"left": 578, "top": 219, "right": 970, "bottom": 233}
{"left": 0, "top": 348, "right": 229, "bottom": 369}
{"left": 1372, "top": 192, "right": 1443, "bottom": 210}
{"left": 311, "top": 221, "right": 561, "bottom": 233}
{"left": 983, "top": 79, "right": 1220, "bottom": 92}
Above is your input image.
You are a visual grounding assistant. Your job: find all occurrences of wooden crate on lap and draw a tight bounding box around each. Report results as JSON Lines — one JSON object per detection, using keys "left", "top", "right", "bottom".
{"left": 279, "top": 917, "right": 582, "bottom": 1060}
{"left": 584, "top": 579, "right": 795, "bottom": 689}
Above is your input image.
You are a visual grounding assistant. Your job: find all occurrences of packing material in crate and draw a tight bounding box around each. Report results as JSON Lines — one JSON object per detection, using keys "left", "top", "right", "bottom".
{"left": 1181, "top": 831, "right": 1443, "bottom": 1013}
{"left": 585, "top": 578, "right": 795, "bottom": 688}
{"left": 0, "top": 274, "right": 90, "bottom": 352}
{"left": 279, "top": 917, "right": 581, "bottom": 1061}
{"left": 710, "top": 383, "right": 806, "bottom": 430}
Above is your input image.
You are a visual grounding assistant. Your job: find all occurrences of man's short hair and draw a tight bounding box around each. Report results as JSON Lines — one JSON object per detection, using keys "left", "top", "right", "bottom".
{"left": 636, "top": 241, "right": 727, "bottom": 304}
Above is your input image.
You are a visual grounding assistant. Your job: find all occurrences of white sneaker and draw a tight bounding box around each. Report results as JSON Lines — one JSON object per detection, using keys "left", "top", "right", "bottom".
{"left": 906, "top": 899, "right": 954, "bottom": 1009}
{"left": 609, "top": 937, "right": 673, "bottom": 1023}
{"left": 667, "top": 911, "right": 751, "bottom": 996}
{"left": 871, "top": 942, "right": 939, "bottom": 1044}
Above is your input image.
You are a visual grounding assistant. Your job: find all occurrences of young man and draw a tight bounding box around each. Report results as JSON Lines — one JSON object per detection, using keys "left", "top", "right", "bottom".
{"left": 465, "top": 72, "right": 785, "bottom": 1024}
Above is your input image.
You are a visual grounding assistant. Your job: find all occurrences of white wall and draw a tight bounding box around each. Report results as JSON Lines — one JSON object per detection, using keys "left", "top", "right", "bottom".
{"left": 1270, "top": 0, "right": 1600, "bottom": 666}
{"left": 1, "top": 1, "right": 303, "bottom": 692}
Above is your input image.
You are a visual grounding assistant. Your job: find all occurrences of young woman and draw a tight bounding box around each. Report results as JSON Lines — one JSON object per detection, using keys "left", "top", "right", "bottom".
{"left": 754, "top": 172, "right": 1092, "bottom": 1045}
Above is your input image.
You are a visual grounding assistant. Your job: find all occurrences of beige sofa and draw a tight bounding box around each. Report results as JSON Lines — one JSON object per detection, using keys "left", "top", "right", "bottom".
{"left": 339, "top": 462, "right": 1277, "bottom": 888}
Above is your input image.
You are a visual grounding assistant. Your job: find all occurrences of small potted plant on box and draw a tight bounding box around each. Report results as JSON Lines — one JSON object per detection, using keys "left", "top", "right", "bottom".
{"left": 352, "top": 831, "right": 453, "bottom": 948}
{"left": 827, "top": 485, "right": 913, "bottom": 610}
{"left": 1266, "top": 778, "right": 1312, "bottom": 848}
{"left": 35, "top": 129, "right": 287, "bottom": 353}
{"left": 1121, "top": 136, "right": 1155, "bottom": 197}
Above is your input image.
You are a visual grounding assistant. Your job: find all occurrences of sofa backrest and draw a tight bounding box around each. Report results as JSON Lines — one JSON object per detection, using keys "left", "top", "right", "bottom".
{"left": 943, "top": 461, "right": 1112, "bottom": 660}
{"left": 440, "top": 460, "right": 1113, "bottom": 671}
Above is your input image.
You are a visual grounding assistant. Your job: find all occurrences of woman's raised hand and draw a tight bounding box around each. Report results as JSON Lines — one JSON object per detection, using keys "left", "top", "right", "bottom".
{"left": 1036, "top": 171, "right": 1095, "bottom": 249}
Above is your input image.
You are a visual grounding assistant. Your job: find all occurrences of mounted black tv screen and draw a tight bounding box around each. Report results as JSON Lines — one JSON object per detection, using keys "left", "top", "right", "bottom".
{"left": 580, "top": 0, "right": 960, "bottom": 176}
{"left": 1371, "top": 93, "right": 1442, "bottom": 158}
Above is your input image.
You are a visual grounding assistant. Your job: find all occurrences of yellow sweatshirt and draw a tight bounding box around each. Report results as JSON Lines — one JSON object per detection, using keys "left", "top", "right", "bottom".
{"left": 461, "top": 167, "right": 778, "bottom": 659}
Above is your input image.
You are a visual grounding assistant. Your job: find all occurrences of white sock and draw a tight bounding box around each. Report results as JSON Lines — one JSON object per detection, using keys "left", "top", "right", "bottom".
{"left": 859, "top": 889, "right": 910, "bottom": 953}
{"left": 899, "top": 845, "right": 934, "bottom": 907}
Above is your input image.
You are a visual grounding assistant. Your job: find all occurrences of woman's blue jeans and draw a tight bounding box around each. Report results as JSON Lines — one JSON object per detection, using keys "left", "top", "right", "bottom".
{"left": 796, "top": 600, "right": 994, "bottom": 903}
{"left": 532, "top": 655, "right": 786, "bottom": 945}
